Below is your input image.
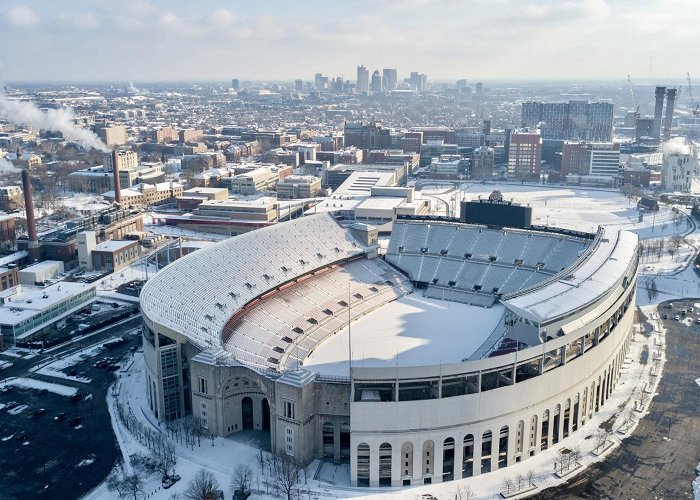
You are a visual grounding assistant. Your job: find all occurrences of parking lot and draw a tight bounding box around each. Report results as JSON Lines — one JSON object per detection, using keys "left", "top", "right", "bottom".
{"left": 0, "top": 316, "right": 143, "bottom": 500}
{"left": 533, "top": 300, "right": 700, "bottom": 499}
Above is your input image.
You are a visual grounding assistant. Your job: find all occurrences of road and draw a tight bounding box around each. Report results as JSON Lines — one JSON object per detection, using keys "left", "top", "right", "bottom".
{"left": 531, "top": 300, "right": 700, "bottom": 499}
{"left": 0, "top": 315, "right": 143, "bottom": 500}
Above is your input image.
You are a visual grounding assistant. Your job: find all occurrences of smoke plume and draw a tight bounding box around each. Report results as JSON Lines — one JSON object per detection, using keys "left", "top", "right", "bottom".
{"left": 0, "top": 91, "right": 110, "bottom": 152}
{"left": 662, "top": 137, "right": 692, "bottom": 156}
{"left": 0, "top": 156, "right": 22, "bottom": 174}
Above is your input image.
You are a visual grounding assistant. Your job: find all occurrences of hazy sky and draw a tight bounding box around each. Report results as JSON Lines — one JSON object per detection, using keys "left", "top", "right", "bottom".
{"left": 0, "top": 0, "right": 696, "bottom": 83}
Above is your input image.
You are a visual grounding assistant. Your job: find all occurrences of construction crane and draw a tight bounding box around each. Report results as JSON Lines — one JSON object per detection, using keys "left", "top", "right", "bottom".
{"left": 688, "top": 72, "right": 699, "bottom": 116}
{"left": 627, "top": 75, "right": 640, "bottom": 119}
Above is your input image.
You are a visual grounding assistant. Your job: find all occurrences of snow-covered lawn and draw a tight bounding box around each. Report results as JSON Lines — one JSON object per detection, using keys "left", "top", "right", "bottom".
{"left": 0, "top": 376, "right": 78, "bottom": 396}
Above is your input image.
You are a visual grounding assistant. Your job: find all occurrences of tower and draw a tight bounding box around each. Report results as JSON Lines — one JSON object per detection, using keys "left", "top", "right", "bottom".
{"left": 356, "top": 65, "right": 369, "bottom": 94}
{"left": 663, "top": 88, "right": 676, "bottom": 140}
{"left": 652, "top": 86, "right": 665, "bottom": 140}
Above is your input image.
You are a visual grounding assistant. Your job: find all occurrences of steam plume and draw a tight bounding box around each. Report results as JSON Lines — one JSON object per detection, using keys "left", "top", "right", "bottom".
{"left": 0, "top": 91, "right": 110, "bottom": 152}
{"left": 0, "top": 156, "right": 22, "bottom": 174}
{"left": 662, "top": 137, "right": 692, "bottom": 156}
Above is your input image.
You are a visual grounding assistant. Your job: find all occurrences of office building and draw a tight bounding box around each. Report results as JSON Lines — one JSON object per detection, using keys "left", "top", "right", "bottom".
{"left": 356, "top": 65, "right": 369, "bottom": 94}
{"left": 382, "top": 68, "right": 398, "bottom": 91}
{"left": 508, "top": 130, "right": 542, "bottom": 179}
{"left": 370, "top": 70, "right": 382, "bottom": 93}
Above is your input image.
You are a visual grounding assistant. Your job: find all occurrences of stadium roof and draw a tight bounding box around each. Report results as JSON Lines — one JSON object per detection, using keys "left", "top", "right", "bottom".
{"left": 504, "top": 227, "right": 638, "bottom": 326}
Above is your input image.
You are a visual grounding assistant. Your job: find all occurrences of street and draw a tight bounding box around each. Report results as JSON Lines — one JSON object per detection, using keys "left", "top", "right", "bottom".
{"left": 0, "top": 316, "right": 143, "bottom": 500}
{"left": 532, "top": 300, "right": 700, "bottom": 499}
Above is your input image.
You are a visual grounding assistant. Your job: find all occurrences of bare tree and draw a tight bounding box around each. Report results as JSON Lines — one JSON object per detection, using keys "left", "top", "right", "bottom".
{"left": 452, "top": 484, "right": 475, "bottom": 500}
{"left": 150, "top": 435, "right": 177, "bottom": 479}
{"left": 593, "top": 428, "right": 609, "bottom": 452}
{"left": 571, "top": 446, "right": 582, "bottom": 466}
{"left": 106, "top": 470, "right": 124, "bottom": 496}
{"left": 526, "top": 469, "right": 536, "bottom": 487}
{"left": 231, "top": 464, "right": 253, "bottom": 495}
{"left": 515, "top": 472, "right": 525, "bottom": 491}
{"left": 122, "top": 474, "right": 145, "bottom": 500}
{"left": 502, "top": 477, "right": 515, "bottom": 494}
{"left": 184, "top": 469, "right": 220, "bottom": 500}
{"left": 638, "top": 391, "right": 650, "bottom": 409}
{"left": 267, "top": 454, "right": 300, "bottom": 500}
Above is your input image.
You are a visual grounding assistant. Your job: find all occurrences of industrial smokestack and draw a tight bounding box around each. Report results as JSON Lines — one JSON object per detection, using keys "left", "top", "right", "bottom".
{"left": 663, "top": 88, "right": 676, "bottom": 140}
{"left": 112, "top": 149, "right": 122, "bottom": 206}
{"left": 652, "top": 86, "right": 665, "bottom": 141}
{"left": 21, "top": 169, "right": 37, "bottom": 242}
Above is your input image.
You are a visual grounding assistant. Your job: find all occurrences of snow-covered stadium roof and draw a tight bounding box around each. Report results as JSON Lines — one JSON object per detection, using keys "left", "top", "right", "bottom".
{"left": 140, "top": 213, "right": 367, "bottom": 351}
{"left": 504, "top": 226, "right": 638, "bottom": 326}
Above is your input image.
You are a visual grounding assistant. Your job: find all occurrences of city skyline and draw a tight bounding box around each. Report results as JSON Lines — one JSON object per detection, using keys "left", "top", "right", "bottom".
{"left": 0, "top": 0, "right": 697, "bottom": 83}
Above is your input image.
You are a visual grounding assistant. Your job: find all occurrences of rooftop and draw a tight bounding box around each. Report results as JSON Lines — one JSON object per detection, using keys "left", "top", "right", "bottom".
{"left": 93, "top": 239, "right": 137, "bottom": 252}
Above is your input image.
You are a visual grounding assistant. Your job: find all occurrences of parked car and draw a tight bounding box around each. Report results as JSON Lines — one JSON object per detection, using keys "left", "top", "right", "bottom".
{"left": 32, "top": 408, "right": 46, "bottom": 418}
{"left": 54, "top": 413, "right": 66, "bottom": 422}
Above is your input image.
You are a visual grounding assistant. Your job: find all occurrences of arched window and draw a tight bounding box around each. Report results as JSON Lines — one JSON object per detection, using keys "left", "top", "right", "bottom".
{"left": 357, "top": 443, "right": 370, "bottom": 487}
{"left": 379, "top": 443, "right": 392, "bottom": 487}
{"left": 443, "top": 437, "right": 455, "bottom": 481}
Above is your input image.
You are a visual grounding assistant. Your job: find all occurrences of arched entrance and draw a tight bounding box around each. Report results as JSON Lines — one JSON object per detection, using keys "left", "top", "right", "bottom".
{"left": 242, "top": 397, "right": 254, "bottom": 430}
{"left": 262, "top": 398, "right": 270, "bottom": 431}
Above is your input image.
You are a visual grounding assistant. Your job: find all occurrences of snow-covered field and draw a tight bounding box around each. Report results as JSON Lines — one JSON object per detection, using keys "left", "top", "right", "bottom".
{"left": 0, "top": 376, "right": 78, "bottom": 396}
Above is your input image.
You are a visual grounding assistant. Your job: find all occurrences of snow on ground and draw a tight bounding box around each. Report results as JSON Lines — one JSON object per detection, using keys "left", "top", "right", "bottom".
{"left": 88, "top": 314, "right": 665, "bottom": 500}
{"left": 60, "top": 193, "right": 110, "bottom": 213}
{"left": 0, "top": 376, "right": 77, "bottom": 396}
{"left": 30, "top": 337, "right": 122, "bottom": 383}
{"left": 0, "top": 360, "right": 12, "bottom": 370}
{"left": 423, "top": 182, "right": 689, "bottom": 241}
{"left": 304, "top": 297, "right": 505, "bottom": 376}
{"left": 7, "top": 404, "right": 29, "bottom": 415}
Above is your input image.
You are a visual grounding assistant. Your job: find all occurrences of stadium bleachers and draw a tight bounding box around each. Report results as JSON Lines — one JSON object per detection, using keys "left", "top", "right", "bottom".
{"left": 385, "top": 220, "right": 590, "bottom": 301}
{"left": 140, "top": 213, "right": 368, "bottom": 351}
{"left": 222, "top": 258, "right": 414, "bottom": 372}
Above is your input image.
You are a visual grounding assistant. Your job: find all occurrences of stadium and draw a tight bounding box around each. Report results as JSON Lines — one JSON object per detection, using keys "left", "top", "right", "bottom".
{"left": 140, "top": 204, "right": 639, "bottom": 488}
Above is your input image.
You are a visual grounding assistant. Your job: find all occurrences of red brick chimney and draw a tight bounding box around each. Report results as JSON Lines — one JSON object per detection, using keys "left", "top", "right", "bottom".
{"left": 21, "top": 169, "right": 41, "bottom": 261}
{"left": 112, "top": 149, "right": 122, "bottom": 206}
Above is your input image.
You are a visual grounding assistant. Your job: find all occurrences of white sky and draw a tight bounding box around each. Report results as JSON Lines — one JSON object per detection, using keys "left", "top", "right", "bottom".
{"left": 0, "top": 0, "right": 697, "bottom": 82}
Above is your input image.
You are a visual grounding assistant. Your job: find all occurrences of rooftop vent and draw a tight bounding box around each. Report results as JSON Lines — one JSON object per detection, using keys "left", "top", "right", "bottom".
{"left": 292, "top": 327, "right": 304, "bottom": 334}
{"left": 281, "top": 336, "right": 293, "bottom": 343}
{"left": 464, "top": 252, "right": 472, "bottom": 259}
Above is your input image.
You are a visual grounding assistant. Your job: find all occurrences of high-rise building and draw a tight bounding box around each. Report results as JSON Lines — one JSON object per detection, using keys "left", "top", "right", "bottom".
{"left": 231, "top": 79, "right": 240, "bottom": 91}
{"left": 540, "top": 103, "right": 569, "bottom": 140}
{"left": 456, "top": 79, "right": 468, "bottom": 89}
{"left": 408, "top": 72, "right": 428, "bottom": 92}
{"left": 520, "top": 101, "right": 613, "bottom": 141}
{"left": 653, "top": 86, "right": 666, "bottom": 141}
{"left": 586, "top": 102, "right": 615, "bottom": 142}
{"left": 382, "top": 68, "right": 398, "bottom": 91}
{"left": 635, "top": 118, "right": 654, "bottom": 141}
{"left": 475, "top": 82, "right": 483, "bottom": 93}
{"left": 314, "top": 73, "right": 324, "bottom": 89}
{"left": 661, "top": 142, "right": 697, "bottom": 192}
{"left": 561, "top": 142, "right": 620, "bottom": 177}
{"left": 521, "top": 102, "right": 541, "bottom": 129}
{"left": 294, "top": 79, "right": 303, "bottom": 92}
{"left": 370, "top": 70, "right": 382, "bottom": 93}
{"left": 508, "top": 129, "right": 542, "bottom": 179}
{"left": 356, "top": 65, "right": 369, "bottom": 94}
{"left": 567, "top": 100, "right": 589, "bottom": 140}
{"left": 663, "top": 88, "right": 677, "bottom": 140}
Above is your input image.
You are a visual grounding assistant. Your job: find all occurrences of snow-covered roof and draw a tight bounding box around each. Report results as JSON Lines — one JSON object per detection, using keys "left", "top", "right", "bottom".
{"left": 140, "top": 213, "right": 367, "bottom": 352}
{"left": 503, "top": 226, "right": 638, "bottom": 325}
{"left": 94, "top": 239, "right": 137, "bottom": 253}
